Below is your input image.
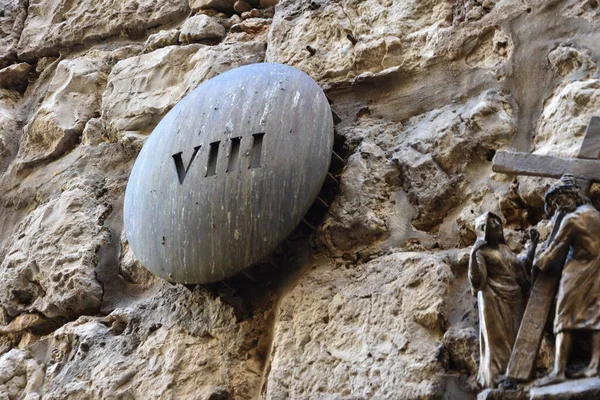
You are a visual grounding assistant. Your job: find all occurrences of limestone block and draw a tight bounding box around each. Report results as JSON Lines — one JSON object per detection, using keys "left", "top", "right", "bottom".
{"left": 548, "top": 42, "right": 596, "bottom": 78}
{"left": 0, "top": 0, "right": 27, "bottom": 69}
{"left": 264, "top": 252, "right": 453, "bottom": 399}
{"left": 0, "top": 349, "right": 44, "bottom": 399}
{"left": 516, "top": 77, "right": 600, "bottom": 211}
{"left": 17, "top": 58, "right": 108, "bottom": 166}
{"left": 0, "top": 63, "right": 32, "bottom": 92}
{"left": 0, "top": 91, "right": 21, "bottom": 174}
{"left": 0, "top": 182, "right": 109, "bottom": 320}
{"left": 323, "top": 89, "right": 516, "bottom": 252}
{"left": 109, "top": 45, "right": 144, "bottom": 63}
{"left": 233, "top": 1, "right": 252, "bottom": 13}
{"left": 265, "top": 0, "right": 454, "bottom": 82}
{"left": 395, "top": 90, "right": 516, "bottom": 231}
{"left": 144, "top": 29, "right": 180, "bottom": 52}
{"left": 9, "top": 286, "right": 269, "bottom": 400}
{"left": 534, "top": 79, "right": 600, "bottom": 158}
{"left": 226, "top": 18, "right": 271, "bottom": 43}
{"left": 17, "top": 0, "right": 189, "bottom": 61}
{"left": 266, "top": 0, "right": 526, "bottom": 83}
{"left": 189, "top": 0, "right": 236, "bottom": 12}
{"left": 179, "top": 14, "right": 226, "bottom": 43}
{"left": 102, "top": 41, "right": 265, "bottom": 135}
{"left": 442, "top": 327, "right": 478, "bottom": 375}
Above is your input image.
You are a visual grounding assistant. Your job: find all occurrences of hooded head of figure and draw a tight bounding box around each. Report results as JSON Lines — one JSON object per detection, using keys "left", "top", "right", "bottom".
{"left": 545, "top": 174, "right": 589, "bottom": 216}
{"left": 475, "top": 212, "right": 505, "bottom": 244}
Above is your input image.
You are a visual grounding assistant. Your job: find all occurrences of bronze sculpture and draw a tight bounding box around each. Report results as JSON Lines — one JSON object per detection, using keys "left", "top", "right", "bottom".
{"left": 469, "top": 212, "right": 539, "bottom": 387}
{"left": 492, "top": 117, "right": 600, "bottom": 382}
{"left": 535, "top": 176, "right": 600, "bottom": 386}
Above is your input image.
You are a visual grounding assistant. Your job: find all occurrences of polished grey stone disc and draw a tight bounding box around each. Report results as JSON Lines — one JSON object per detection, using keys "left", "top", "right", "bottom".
{"left": 124, "top": 63, "right": 334, "bottom": 284}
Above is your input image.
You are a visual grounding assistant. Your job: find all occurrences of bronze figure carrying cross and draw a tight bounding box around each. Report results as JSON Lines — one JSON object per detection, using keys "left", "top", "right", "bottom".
{"left": 491, "top": 116, "right": 600, "bottom": 383}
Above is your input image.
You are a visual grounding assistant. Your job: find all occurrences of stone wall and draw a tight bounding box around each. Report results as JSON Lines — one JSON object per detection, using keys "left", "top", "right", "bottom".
{"left": 0, "top": 0, "right": 599, "bottom": 398}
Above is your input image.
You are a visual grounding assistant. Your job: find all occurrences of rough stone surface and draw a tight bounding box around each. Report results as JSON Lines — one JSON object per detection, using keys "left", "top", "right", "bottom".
{"left": 190, "top": 0, "right": 236, "bottom": 12}
{"left": 180, "top": 14, "right": 227, "bottom": 43}
{"left": 0, "top": 180, "right": 109, "bottom": 321}
{"left": 234, "top": 1, "right": 252, "bottom": 14}
{"left": 265, "top": 252, "right": 457, "bottom": 399}
{"left": 0, "top": 286, "right": 272, "bottom": 399}
{"left": 0, "top": 91, "right": 21, "bottom": 175}
{"left": 17, "top": 0, "right": 189, "bottom": 61}
{"left": 0, "top": 0, "right": 27, "bottom": 69}
{"left": 260, "top": 0, "right": 278, "bottom": 7}
{"left": 102, "top": 42, "right": 265, "bottom": 136}
{"left": 17, "top": 58, "right": 108, "bottom": 167}
{"left": 144, "top": 29, "right": 180, "bottom": 52}
{"left": 266, "top": 0, "right": 523, "bottom": 83}
{"left": 0, "top": 0, "right": 599, "bottom": 399}
{"left": 0, "top": 63, "right": 32, "bottom": 92}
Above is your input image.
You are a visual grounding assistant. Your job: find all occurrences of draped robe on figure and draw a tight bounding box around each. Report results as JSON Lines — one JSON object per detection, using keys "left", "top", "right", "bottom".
{"left": 536, "top": 204, "right": 600, "bottom": 334}
{"left": 470, "top": 242, "right": 531, "bottom": 387}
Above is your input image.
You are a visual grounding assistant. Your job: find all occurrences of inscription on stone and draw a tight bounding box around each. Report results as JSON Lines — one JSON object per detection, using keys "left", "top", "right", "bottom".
{"left": 124, "top": 63, "right": 334, "bottom": 284}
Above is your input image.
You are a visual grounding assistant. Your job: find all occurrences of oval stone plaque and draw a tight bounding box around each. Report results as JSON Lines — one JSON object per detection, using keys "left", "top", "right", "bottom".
{"left": 124, "top": 63, "right": 334, "bottom": 284}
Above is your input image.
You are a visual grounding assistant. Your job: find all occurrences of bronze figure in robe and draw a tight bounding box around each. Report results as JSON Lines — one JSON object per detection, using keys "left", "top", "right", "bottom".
{"left": 469, "top": 212, "right": 539, "bottom": 387}
{"left": 535, "top": 179, "right": 600, "bottom": 386}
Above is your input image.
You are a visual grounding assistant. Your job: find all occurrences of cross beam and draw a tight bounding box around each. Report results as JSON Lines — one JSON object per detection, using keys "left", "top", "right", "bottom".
{"left": 490, "top": 116, "right": 600, "bottom": 382}
{"left": 492, "top": 152, "right": 600, "bottom": 181}
{"left": 492, "top": 116, "right": 600, "bottom": 183}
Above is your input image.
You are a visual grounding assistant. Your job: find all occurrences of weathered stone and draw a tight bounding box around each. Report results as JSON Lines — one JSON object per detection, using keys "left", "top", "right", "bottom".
{"left": 266, "top": 0, "right": 525, "bottom": 83}
{"left": 0, "top": 1, "right": 599, "bottom": 398}
{"left": 81, "top": 118, "right": 109, "bottom": 146}
{"left": 0, "top": 286, "right": 271, "bottom": 400}
{"left": 0, "top": 313, "right": 46, "bottom": 334}
{"left": 0, "top": 0, "right": 27, "bottom": 69}
{"left": 145, "top": 29, "right": 180, "bottom": 52}
{"left": 233, "top": 1, "right": 252, "bottom": 14}
{"left": 17, "top": 58, "right": 108, "bottom": 166}
{"left": 322, "top": 89, "right": 516, "bottom": 255}
{"left": 190, "top": 0, "right": 236, "bottom": 12}
{"left": 241, "top": 8, "right": 273, "bottom": 19}
{"left": 535, "top": 79, "right": 600, "bottom": 158}
{"left": 0, "top": 90, "right": 21, "bottom": 174}
{"left": 0, "top": 349, "right": 44, "bottom": 399}
{"left": 548, "top": 42, "right": 596, "bottom": 78}
{"left": 17, "top": 0, "right": 189, "bottom": 61}
{"left": 465, "top": 26, "right": 513, "bottom": 70}
{"left": 35, "top": 56, "right": 58, "bottom": 73}
{"left": 264, "top": 252, "right": 453, "bottom": 399}
{"left": 477, "top": 388, "right": 527, "bottom": 400}
{"left": 0, "top": 181, "right": 109, "bottom": 321}
{"left": 124, "top": 63, "right": 334, "bottom": 284}
{"left": 102, "top": 41, "right": 265, "bottom": 136}
{"left": 0, "top": 63, "right": 32, "bottom": 92}
{"left": 443, "top": 327, "right": 478, "bottom": 376}
{"left": 227, "top": 18, "right": 271, "bottom": 43}
{"left": 109, "top": 44, "right": 144, "bottom": 63}
{"left": 180, "top": 14, "right": 226, "bottom": 44}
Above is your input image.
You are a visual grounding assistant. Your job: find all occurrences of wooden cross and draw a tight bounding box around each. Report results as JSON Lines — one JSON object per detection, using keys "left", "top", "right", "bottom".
{"left": 491, "top": 116, "right": 600, "bottom": 382}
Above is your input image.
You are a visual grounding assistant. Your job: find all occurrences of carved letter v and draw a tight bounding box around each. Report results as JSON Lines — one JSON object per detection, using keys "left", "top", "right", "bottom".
{"left": 172, "top": 146, "right": 202, "bottom": 184}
